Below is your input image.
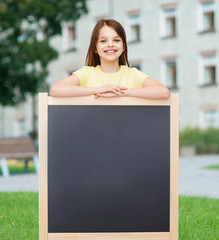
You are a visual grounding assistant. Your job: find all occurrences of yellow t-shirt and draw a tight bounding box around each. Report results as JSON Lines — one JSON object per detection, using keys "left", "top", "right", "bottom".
{"left": 72, "top": 65, "right": 149, "bottom": 88}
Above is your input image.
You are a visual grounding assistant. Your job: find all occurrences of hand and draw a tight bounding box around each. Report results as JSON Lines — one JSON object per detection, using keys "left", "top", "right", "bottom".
{"left": 94, "top": 91, "right": 127, "bottom": 98}
{"left": 95, "top": 85, "right": 127, "bottom": 95}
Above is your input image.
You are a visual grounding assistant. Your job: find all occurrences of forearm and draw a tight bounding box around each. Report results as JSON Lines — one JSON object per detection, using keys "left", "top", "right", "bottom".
{"left": 50, "top": 84, "right": 97, "bottom": 97}
{"left": 125, "top": 86, "right": 170, "bottom": 100}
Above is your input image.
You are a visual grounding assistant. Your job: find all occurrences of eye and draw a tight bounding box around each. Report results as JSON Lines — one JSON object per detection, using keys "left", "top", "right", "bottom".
{"left": 100, "top": 40, "right": 106, "bottom": 43}
{"left": 114, "top": 39, "right": 121, "bottom": 42}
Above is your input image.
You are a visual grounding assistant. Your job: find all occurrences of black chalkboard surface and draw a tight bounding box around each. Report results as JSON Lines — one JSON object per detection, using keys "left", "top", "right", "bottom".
{"left": 48, "top": 105, "right": 170, "bottom": 233}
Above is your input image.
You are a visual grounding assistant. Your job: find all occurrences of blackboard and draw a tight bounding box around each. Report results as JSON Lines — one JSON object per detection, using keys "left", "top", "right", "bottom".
{"left": 39, "top": 94, "right": 179, "bottom": 240}
{"left": 48, "top": 105, "right": 170, "bottom": 232}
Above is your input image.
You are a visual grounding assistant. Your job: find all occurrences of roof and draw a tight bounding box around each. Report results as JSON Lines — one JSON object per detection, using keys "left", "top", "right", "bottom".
{"left": 0, "top": 137, "right": 37, "bottom": 159}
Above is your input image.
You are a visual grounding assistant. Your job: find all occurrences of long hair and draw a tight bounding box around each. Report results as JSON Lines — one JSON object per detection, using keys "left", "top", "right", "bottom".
{"left": 85, "top": 19, "right": 129, "bottom": 67}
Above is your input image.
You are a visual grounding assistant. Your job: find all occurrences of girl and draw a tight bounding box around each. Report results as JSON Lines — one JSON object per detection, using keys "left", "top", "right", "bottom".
{"left": 50, "top": 19, "right": 170, "bottom": 100}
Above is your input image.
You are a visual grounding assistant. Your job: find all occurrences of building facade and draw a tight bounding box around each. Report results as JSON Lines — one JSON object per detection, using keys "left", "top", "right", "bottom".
{"left": 1, "top": 0, "right": 218, "bottom": 138}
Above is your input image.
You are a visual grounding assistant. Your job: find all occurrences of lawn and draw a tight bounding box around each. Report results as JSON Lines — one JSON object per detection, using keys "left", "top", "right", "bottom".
{"left": 179, "top": 196, "right": 219, "bottom": 239}
{"left": 0, "top": 192, "right": 38, "bottom": 240}
{"left": 0, "top": 193, "right": 218, "bottom": 240}
{"left": 0, "top": 161, "right": 36, "bottom": 176}
{"left": 204, "top": 164, "right": 219, "bottom": 170}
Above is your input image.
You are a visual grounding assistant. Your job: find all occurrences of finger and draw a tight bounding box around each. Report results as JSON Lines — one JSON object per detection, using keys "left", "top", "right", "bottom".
{"left": 109, "top": 87, "right": 125, "bottom": 94}
{"left": 107, "top": 88, "right": 121, "bottom": 95}
{"left": 115, "top": 85, "right": 128, "bottom": 90}
{"left": 100, "top": 93, "right": 117, "bottom": 98}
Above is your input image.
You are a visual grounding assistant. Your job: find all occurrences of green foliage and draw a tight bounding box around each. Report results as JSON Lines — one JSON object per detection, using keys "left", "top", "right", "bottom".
{"left": 180, "top": 127, "right": 219, "bottom": 154}
{"left": 0, "top": 0, "right": 88, "bottom": 105}
{"left": 180, "top": 127, "right": 203, "bottom": 146}
{"left": 0, "top": 164, "right": 36, "bottom": 175}
{"left": 204, "top": 164, "right": 219, "bottom": 170}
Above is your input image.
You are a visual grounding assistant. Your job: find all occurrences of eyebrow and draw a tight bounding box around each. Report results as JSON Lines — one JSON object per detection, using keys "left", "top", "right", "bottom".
{"left": 98, "top": 35, "right": 121, "bottom": 39}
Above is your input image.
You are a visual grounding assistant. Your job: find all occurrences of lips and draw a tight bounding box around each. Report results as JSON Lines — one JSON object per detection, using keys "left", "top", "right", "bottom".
{"left": 104, "top": 49, "right": 117, "bottom": 53}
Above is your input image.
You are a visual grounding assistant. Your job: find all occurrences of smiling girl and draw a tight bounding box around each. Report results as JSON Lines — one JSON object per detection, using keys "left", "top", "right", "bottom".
{"left": 50, "top": 19, "right": 170, "bottom": 100}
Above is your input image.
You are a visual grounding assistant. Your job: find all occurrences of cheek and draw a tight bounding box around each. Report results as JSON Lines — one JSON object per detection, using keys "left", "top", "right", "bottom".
{"left": 95, "top": 45, "right": 100, "bottom": 53}
{"left": 96, "top": 44, "right": 103, "bottom": 51}
{"left": 122, "top": 44, "right": 125, "bottom": 52}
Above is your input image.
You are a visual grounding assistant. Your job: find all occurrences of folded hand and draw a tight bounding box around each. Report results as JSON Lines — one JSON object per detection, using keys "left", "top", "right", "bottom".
{"left": 95, "top": 85, "right": 127, "bottom": 98}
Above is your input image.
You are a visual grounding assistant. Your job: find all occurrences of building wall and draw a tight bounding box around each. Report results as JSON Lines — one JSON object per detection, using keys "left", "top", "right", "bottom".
{"left": 0, "top": 95, "right": 33, "bottom": 137}
{"left": 0, "top": 0, "right": 218, "bottom": 138}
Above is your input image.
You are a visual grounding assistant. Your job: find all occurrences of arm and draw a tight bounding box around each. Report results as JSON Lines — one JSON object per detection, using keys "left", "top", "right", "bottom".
{"left": 50, "top": 75, "right": 97, "bottom": 97}
{"left": 124, "top": 77, "right": 170, "bottom": 100}
{"left": 50, "top": 75, "right": 127, "bottom": 97}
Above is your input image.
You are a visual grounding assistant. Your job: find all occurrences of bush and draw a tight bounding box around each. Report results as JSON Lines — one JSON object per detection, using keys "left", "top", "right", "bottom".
{"left": 180, "top": 127, "right": 219, "bottom": 154}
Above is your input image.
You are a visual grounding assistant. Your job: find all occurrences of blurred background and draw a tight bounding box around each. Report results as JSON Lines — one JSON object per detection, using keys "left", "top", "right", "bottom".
{"left": 0, "top": 1, "right": 218, "bottom": 239}
{"left": 0, "top": 0, "right": 219, "bottom": 180}
{"left": 0, "top": 0, "right": 219, "bottom": 156}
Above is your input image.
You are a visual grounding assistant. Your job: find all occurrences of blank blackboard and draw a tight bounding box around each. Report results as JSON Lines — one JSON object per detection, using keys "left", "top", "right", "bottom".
{"left": 48, "top": 105, "right": 170, "bottom": 233}
{"left": 39, "top": 93, "right": 179, "bottom": 240}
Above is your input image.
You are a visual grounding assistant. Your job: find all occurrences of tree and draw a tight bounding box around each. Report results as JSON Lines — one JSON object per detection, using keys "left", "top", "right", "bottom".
{"left": 0, "top": 0, "right": 88, "bottom": 106}
{"left": 0, "top": 0, "right": 88, "bottom": 139}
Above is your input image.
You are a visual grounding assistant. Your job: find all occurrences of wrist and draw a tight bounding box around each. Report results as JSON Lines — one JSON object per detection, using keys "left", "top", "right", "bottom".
{"left": 91, "top": 87, "right": 99, "bottom": 95}
{"left": 123, "top": 89, "right": 130, "bottom": 97}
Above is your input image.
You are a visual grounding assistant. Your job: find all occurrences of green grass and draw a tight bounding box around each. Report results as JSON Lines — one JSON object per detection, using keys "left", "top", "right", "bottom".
{"left": 0, "top": 165, "right": 36, "bottom": 175}
{"left": 204, "top": 164, "right": 219, "bottom": 170}
{"left": 0, "top": 193, "right": 218, "bottom": 240}
{"left": 179, "top": 196, "right": 219, "bottom": 239}
{"left": 0, "top": 192, "right": 38, "bottom": 240}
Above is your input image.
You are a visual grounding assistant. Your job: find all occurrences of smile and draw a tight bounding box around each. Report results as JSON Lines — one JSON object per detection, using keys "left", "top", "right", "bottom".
{"left": 104, "top": 49, "right": 117, "bottom": 54}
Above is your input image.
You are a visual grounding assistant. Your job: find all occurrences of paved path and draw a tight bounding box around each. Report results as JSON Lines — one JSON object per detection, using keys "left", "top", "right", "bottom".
{"left": 0, "top": 155, "right": 219, "bottom": 198}
{"left": 0, "top": 173, "right": 38, "bottom": 192}
{"left": 179, "top": 154, "right": 219, "bottom": 198}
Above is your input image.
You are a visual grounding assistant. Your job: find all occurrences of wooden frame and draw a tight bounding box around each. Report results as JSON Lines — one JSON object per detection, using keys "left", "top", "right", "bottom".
{"left": 39, "top": 93, "right": 179, "bottom": 240}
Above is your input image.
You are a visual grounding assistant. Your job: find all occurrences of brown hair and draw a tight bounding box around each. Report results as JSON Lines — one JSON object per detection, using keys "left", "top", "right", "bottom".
{"left": 85, "top": 19, "right": 129, "bottom": 67}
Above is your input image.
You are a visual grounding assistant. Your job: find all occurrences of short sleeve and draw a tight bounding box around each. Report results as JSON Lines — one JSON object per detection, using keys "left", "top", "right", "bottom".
{"left": 130, "top": 68, "right": 149, "bottom": 88}
{"left": 72, "top": 67, "right": 87, "bottom": 87}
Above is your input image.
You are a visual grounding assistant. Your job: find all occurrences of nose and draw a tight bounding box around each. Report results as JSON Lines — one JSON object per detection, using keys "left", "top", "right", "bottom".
{"left": 108, "top": 40, "right": 113, "bottom": 47}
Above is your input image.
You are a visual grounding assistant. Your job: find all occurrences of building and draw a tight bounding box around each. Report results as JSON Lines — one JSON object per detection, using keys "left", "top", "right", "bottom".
{"left": 0, "top": 0, "right": 218, "bottom": 138}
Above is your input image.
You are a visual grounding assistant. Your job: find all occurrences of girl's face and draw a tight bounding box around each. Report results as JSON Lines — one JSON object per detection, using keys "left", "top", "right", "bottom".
{"left": 96, "top": 25, "right": 124, "bottom": 65}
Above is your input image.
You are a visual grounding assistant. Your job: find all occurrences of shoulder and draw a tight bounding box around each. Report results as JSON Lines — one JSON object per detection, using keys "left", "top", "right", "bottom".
{"left": 120, "top": 65, "right": 145, "bottom": 74}
{"left": 130, "top": 67, "right": 149, "bottom": 79}
{"left": 80, "top": 66, "right": 94, "bottom": 72}
{"left": 129, "top": 67, "right": 143, "bottom": 74}
{"left": 125, "top": 66, "right": 149, "bottom": 87}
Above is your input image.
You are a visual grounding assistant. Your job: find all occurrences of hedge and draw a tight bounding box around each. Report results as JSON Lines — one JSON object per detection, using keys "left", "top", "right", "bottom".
{"left": 179, "top": 127, "right": 219, "bottom": 154}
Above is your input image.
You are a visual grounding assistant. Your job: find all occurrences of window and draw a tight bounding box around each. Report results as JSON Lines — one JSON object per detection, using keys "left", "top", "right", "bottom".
{"left": 127, "top": 12, "right": 141, "bottom": 43}
{"left": 62, "top": 22, "right": 77, "bottom": 52}
{"left": 201, "top": 108, "right": 219, "bottom": 128}
{"left": 205, "top": 109, "right": 219, "bottom": 127}
{"left": 165, "top": 9, "right": 177, "bottom": 37}
{"left": 198, "top": 1, "right": 215, "bottom": 33}
{"left": 162, "top": 58, "right": 177, "bottom": 89}
{"left": 166, "top": 60, "right": 177, "bottom": 88}
{"left": 160, "top": 4, "right": 177, "bottom": 38}
{"left": 14, "top": 117, "right": 26, "bottom": 137}
{"left": 18, "top": 119, "right": 26, "bottom": 136}
{"left": 199, "top": 53, "right": 217, "bottom": 86}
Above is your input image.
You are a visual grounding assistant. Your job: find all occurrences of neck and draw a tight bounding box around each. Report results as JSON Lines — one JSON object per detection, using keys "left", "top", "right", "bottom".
{"left": 100, "top": 60, "right": 120, "bottom": 73}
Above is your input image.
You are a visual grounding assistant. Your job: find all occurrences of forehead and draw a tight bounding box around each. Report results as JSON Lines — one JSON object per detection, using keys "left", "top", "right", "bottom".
{"left": 98, "top": 25, "right": 120, "bottom": 38}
